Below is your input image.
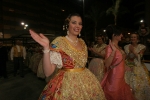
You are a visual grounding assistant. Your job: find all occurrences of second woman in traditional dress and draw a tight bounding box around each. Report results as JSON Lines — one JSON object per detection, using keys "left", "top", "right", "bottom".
{"left": 101, "top": 25, "right": 136, "bottom": 100}
{"left": 124, "top": 33, "right": 150, "bottom": 100}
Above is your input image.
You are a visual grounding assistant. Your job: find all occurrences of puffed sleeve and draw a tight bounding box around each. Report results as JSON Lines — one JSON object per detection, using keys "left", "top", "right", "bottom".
{"left": 49, "top": 51, "right": 63, "bottom": 69}
{"left": 124, "top": 44, "right": 130, "bottom": 54}
{"left": 49, "top": 37, "right": 63, "bottom": 68}
{"left": 138, "top": 44, "right": 146, "bottom": 53}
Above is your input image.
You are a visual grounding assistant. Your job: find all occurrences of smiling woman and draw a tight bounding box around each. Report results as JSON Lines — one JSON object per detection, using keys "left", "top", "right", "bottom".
{"left": 29, "top": 13, "right": 106, "bottom": 100}
{"left": 124, "top": 33, "right": 150, "bottom": 100}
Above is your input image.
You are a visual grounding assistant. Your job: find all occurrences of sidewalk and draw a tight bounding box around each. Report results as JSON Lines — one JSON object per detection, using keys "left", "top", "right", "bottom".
{"left": 0, "top": 61, "right": 46, "bottom": 100}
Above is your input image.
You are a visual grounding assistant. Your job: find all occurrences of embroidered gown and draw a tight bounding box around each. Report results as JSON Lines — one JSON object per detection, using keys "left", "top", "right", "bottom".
{"left": 88, "top": 43, "right": 107, "bottom": 82}
{"left": 124, "top": 44, "right": 150, "bottom": 100}
{"left": 101, "top": 45, "right": 135, "bottom": 100}
{"left": 39, "top": 37, "right": 106, "bottom": 100}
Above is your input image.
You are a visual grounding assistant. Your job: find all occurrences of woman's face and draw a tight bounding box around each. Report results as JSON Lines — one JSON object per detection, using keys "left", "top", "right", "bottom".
{"left": 97, "top": 37, "right": 103, "bottom": 44}
{"left": 130, "top": 34, "right": 138, "bottom": 43}
{"left": 68, "top": 16, "right": 82, "bottom": 36}
{"left": 115, "top": 33, "right": 123, "bottom": 41}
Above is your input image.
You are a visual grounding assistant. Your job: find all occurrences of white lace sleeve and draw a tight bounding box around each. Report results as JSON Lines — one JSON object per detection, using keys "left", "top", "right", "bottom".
{"left": 124, "top": 44, "right": 130, "bottom": 54}
{"left": 50, "top": 51, "right": 63, "bottom": 69}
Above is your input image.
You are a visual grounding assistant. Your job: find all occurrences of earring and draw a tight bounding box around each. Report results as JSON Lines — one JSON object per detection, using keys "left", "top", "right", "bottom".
{"left": 63, "top": 25, "right": 65, "bottom": 30}
{"left": 67, "top": 31, "right": 69, "bottom": 35}
{"left": 79, "top": 33, "right": 81, "bottom": 37}
{"left": 66, "top": 25, "right": 68, "bottom": 30}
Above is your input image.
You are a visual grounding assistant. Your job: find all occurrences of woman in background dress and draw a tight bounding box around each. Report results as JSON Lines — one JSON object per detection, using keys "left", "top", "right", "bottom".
{"left": 101, "top": 25, "right": 135, "bottom": 100}
{"left": 88, "top": 35, "right": 107, "bottom": 82}
{"left": 124, "top": 33, "right": 150, "bottom": 100}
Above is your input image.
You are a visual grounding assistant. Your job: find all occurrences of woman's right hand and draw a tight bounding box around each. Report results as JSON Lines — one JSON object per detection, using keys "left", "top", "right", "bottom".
{"left": 29, "top": 29, "right": 50, "bottom": 50}
{"left": 109, "top": 39, "right": 116, "bottom": 51}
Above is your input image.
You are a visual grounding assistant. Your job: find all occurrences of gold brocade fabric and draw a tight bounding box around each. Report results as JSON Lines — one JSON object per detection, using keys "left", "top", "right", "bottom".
{"left": 61, "top": 68, "right": 105, "bottom": 100}
{"left": 88, "top": 58, "right": 105, "bottom": 82}
{"left": 88, "top": 43, "right": 107, "bottom": 82}
{"left": 51, "top": 36, "right": 88, "bottom": 68}
{"left": 39, "top": 37, "right": 106, "bottom": 100}
{"left": 124, "top": 44, "right": 150, "bottom": 100}
{"left": 93, "top": 43, "right": 107, "bottom": 57}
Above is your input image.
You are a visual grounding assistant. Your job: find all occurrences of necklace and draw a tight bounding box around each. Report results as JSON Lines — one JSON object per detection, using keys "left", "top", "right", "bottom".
{"left": 65, "top": 36, "right": 78, "bottom": 46}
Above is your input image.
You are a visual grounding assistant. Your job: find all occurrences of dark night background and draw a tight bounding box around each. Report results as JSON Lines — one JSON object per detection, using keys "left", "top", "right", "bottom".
{"left": 0, "top": 1, "right": 150, "bottom": 100}
{"left": 50, "top": 0, "right": 135, "bottom": 29}
{"left": 0, "top": 0, "right": 149, "bottom": 40}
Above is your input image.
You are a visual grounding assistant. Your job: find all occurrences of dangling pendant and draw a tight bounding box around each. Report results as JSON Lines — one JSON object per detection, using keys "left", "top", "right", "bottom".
{"left": 67, "top": 31, "right": 69, "bottom": 35}
{"left": 79, "top": 33, "right": 81, "bottom": 37}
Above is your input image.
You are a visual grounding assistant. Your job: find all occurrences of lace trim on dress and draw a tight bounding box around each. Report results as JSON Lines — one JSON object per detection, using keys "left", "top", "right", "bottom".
{"left": 50, "top": 51, "right": 63, "bottom": 68}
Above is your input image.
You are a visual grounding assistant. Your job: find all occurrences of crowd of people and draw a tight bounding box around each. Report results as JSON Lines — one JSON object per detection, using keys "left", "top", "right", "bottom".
{"left": 0, "top": 13, "right": 150, "bottom": 100}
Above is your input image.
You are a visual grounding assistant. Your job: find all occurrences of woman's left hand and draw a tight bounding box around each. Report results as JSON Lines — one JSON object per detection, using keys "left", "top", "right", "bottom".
{"left": 129, "top": 45, "right": 135, "bottom": 53}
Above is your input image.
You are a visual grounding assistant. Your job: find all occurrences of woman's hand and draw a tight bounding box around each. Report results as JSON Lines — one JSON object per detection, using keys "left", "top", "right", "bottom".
{"left": 109, "top": 39, "right": 116, "bottom": 51}
{"left": 29, "top": 29, "right": 50, "bottom": 50}
{"left": 129, "top": 45, "right": 135, "bottom": 53}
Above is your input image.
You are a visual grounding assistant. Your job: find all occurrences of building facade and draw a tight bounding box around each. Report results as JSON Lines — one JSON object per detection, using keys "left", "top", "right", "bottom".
{"left": 0, "top": 0, "right": 80, "bottom": 40}
{"left": 134, "top": 0, "right": 150, "bottom": 27}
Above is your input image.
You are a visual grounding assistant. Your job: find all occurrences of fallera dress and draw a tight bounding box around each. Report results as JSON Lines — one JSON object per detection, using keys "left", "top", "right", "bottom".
{"left": 124, "top": 44, "right": 150, "bottom": 100}
{"left": 101, "top": 45, "right": 136, "bottom": 100}
{"left": 88, "top": 43, "right": 107, "bottom": 82}
{"left": 39, "top": 37, "right": 106, "bottom": 100}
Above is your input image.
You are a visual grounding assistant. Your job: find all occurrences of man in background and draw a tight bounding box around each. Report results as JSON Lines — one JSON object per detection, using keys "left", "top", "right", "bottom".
{"left": 139, "top": 27, "right": 150, "bottom": 60}
{"left": 10, "top": 40, "right": 26, "bottom": 77}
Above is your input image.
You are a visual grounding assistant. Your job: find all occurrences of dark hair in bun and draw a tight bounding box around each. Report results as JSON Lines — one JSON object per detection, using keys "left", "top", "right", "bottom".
{"left": 106, "top": 24, "right": 122, "bottom": 40}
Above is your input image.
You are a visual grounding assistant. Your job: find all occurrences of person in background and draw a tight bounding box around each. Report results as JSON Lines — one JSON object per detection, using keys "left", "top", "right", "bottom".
{"left": 139, "top": 27, "right": 150, "bottom": 60}
{"left": 10, "top": 40, "right": 26, "bottom": 77}
{"left": 88, "top": 35, "right": 107, "bottom": 82}
{"left": 0, "top": 40, "right": 8, "bottom": 79}
{"left": 29, "top": 13, "right": 106, "bottom": 100}
{"left": 124, "top": 33, "right": 150, "bottom": 100}
{"left": 138, "top": 22, "right": 149, "bottom": 39}
{"left": 101, "top": 25, "right": 135, "bottom": 100}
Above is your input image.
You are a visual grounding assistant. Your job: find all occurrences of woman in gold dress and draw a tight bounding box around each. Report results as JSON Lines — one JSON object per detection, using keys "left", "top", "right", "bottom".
{"left": 29, "top": 13, "right": 106, "bottom": 100}
{"left": 124, "top": 33, "right": 150, "bottom": 100}
{"left": 88, "top": 35, "right": 107, "bottom": 82}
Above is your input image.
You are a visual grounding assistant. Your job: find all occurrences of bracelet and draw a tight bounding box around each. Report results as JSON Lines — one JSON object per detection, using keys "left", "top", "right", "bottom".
{"left": 42, "top": 49, "right": 50, "bottom": 53}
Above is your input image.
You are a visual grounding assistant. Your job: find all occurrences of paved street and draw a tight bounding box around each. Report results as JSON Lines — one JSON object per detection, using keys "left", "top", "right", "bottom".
{"left": 0, "top": 61, "right": 46, "bottom": 100}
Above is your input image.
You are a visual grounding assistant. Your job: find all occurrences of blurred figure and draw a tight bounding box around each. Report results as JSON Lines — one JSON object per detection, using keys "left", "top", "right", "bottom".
{"left": 124, "top": 33, "right": 150, "bottom": 100}
{"left": 0, "top": 40, "right": 8, "bottom": 79}
{"left": 138, "top": 22, "right": 149, "bottom": 38}
{"left": 10, "top": 40, "right": 26, "bottom": 77}
{"left": 139, "top": 27, "right": 150, "bottom": 60}
{"left": 88, "top": 35, "right": 107, "bottom": 82}
{"left": 101, "top": 25, "right": 135, "bottom": 100}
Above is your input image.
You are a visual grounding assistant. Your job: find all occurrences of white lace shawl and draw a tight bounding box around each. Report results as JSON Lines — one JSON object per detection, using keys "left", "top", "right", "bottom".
{"left": 124, "top": 44, "right": 146, "bottom": 67}
{"left": 49, "top": 50, "right": 63, "bottom": 68}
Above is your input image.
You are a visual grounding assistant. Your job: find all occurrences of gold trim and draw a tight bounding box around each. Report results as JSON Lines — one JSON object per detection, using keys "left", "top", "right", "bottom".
{"left": 61, "top": 67, "right": 85, "bottom": 72}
